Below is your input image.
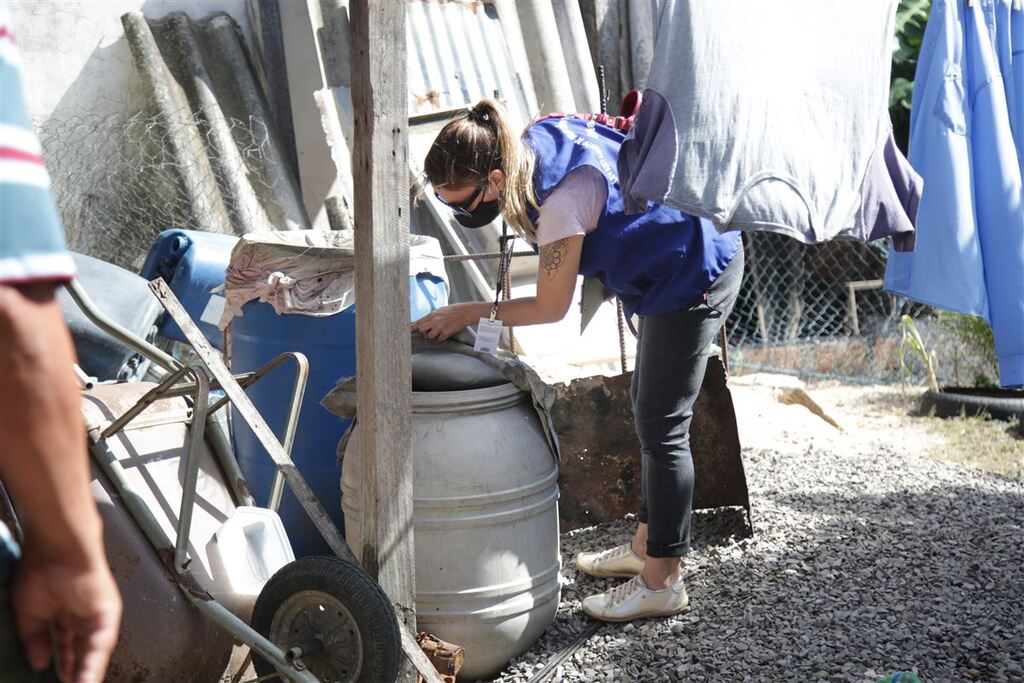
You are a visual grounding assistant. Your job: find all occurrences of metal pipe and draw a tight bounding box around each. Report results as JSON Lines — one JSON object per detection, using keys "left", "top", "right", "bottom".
{"left": 206, "top": 408, "right": 256, "bottom": 507}
{"left": 73, "top": 364, "right": 97, "bottom": 390}
{"left": 616, "top": 298, "right": 628, "bottom": 375}
{"left": 65, "top": 279, "right": 181, "bottom": 373}
{"left": 268, "top": 352, "right": 309, "bottom": 511}
{"left": 195, "top": 351, "right": 308, "bottom": 510}
{"left": 287, "top": 637, "right": 323, "bottom": 662}
{"left": 184, "top": 595, "right": 319, "bottom": 683}
{"left": 168, "top": 371, "right": 263, "bottom": 408}
{"left": 174, "top": 369, "right": 210, "bottom": 572}
{"left": 205, "top": 353, "right": 306, "bottom": 416}
{"left": 101, "top": 366, "right": 196, "bottom": 439}
{"left": 88, "top": 437, "right": 177, "bottom": 559}
{"left": 69, "top": 280, "right": 176, "bottom": 371}
{"left": 443, "top": 251, "right": 536, "bottom": 263}
{"left": 206, "top": 375, "right": 257, "bottom": 415}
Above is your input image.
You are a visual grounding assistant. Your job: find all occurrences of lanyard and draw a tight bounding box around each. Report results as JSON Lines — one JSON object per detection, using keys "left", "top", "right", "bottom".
{"left": 489, "top": 221, "right": 514, "bottom": 321}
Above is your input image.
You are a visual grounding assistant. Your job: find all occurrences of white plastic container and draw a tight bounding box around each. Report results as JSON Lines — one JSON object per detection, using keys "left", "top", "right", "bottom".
{"left": 342, "top": 382, "right": 561, "bottom": 680}
{"left": 206, "top": 506, "right": 295, "bottom": 619}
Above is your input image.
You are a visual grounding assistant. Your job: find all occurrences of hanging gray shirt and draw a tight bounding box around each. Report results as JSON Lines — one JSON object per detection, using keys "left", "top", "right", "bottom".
{"left": 618, "top": 0, "right": 902, "bottom": 244}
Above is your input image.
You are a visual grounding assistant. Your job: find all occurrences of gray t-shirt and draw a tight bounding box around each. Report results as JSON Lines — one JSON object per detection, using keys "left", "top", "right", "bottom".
{"left": 619, "top": 0, "right": 900, "bottom": 244}
{"left": 534, "top": 166, "right": 608, "bottom": 246}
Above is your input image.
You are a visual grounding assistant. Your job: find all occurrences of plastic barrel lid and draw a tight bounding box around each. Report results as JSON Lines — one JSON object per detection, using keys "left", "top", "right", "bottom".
{"left": 411, "top": 351, "right": 507, "bottom": 392}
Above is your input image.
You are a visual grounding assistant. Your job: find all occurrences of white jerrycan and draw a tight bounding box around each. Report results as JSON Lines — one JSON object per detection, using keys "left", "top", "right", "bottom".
{"left": 206, "top": 506, "right": 295, "bottom": 619}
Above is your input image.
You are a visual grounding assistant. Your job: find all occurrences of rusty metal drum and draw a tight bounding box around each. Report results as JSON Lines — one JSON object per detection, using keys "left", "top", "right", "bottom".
{"left": 82, "top": 382, "right": 237, "bottom": 681}
{"left": 341, "top": 380, "right": 561, "bottom": 681}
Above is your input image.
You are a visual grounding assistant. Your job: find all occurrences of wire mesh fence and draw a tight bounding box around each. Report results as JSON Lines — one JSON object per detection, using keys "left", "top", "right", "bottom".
{"left": 38, "top": 109, "right": 285, "bottom": 272}
{"left": 726, "top": 233, "right": 999, "bottom": 387}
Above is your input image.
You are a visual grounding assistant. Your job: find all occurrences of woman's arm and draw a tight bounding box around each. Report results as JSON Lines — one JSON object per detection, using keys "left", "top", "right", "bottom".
{"left": 412, "top": 235, "right": 583, "bottom": 340}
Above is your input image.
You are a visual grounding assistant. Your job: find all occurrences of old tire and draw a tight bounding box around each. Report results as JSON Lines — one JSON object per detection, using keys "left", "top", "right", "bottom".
{"left": 920, "top": 387, "right": 1024, "bottom": 422}
{"left": 251, "top": 555, "right": 400, "bottom": 683}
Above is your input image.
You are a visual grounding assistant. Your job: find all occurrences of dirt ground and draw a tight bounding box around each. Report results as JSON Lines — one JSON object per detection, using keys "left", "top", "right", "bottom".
{"left": 728, "top": 373, "right": 1023, "bottom": 481}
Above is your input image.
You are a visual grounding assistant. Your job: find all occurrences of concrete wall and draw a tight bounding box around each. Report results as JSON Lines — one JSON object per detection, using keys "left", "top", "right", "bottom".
{"left": 9, "top": 0, "right": 252, "bottom": 124}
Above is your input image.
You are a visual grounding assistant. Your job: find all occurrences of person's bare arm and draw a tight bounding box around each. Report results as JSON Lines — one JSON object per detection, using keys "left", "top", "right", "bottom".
{"left": 0, "top": 282, "right": 121, "bottom": 683}
{"left": 411, "top": 235, "right": 584, "bottom": 340}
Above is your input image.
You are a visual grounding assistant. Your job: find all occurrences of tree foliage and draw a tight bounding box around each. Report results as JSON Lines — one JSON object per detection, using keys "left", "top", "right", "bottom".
{"left": 890, "top": 0, "right": 931, "bottom": 152}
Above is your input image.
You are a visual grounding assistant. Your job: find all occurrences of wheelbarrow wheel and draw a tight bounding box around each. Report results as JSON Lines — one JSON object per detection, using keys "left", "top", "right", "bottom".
{"left": 251, "top": 555, "right": 401, "bottom": 683}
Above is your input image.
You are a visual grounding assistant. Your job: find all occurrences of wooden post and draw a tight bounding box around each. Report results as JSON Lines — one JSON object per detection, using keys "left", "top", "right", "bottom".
{"left": 349, "top": 0, "right": 417, "bottom": 670}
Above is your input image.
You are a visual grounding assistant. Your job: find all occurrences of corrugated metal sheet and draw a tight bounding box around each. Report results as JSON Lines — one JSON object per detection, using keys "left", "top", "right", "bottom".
{"left": 406, "top": 0, "right": 532, "bottom": 126}
{"left": 405, "top": 0, "right": 538, "bottom": 302}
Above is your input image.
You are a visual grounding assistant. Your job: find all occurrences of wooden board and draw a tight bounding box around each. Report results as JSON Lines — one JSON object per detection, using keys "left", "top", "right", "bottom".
{"left": 349, "top": 1, "right": 421, "bottom": 681}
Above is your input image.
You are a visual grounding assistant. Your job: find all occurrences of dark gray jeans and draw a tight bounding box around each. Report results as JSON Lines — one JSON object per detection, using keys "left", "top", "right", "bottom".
{"left": 632, "top": 246, "right": 744, "bottom": 558}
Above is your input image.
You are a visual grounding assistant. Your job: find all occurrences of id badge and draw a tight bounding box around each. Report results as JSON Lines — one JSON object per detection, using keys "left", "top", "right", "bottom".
{"left": 474, "top": 317, "right": 502, "bottom": 354}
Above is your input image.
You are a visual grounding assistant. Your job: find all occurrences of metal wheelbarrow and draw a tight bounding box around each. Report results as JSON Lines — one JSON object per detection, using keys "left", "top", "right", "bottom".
{"left": 62, "top": 278, "right": 441, "bottom": 683}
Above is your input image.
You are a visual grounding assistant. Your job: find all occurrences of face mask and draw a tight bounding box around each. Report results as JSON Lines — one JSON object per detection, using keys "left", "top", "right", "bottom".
{"left": 454, "top": 199, "right": 501, "bottom": 229}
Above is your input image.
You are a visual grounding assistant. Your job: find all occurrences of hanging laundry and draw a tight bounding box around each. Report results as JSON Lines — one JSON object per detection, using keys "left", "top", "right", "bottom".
{"left": 861, "top": 131, "right": 922, "bottom": 252}
{"left": 617, "top": 0, "right": 905, "bottom": 245}
{"left": 884, "top": 0, "right": 1024, "bottom": 389}
{"left": 993, "top": 0, "right": 1022, "bottom": 168}
{"left": 1012, "top": 4, "right": 1024, "bottom": 168}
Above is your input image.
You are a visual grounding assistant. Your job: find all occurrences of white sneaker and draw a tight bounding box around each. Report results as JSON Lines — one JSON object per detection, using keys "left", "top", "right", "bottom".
{"left": 575, "top": 543, "right": 645, "bottom": 579}
{"left": 581, "top": 575, "right": 689, "bottom": 623}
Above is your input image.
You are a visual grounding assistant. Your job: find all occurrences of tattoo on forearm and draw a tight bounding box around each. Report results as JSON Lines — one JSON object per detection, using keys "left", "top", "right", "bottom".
{"left": 540, "top": 238, "right": 568, "bottom": 281}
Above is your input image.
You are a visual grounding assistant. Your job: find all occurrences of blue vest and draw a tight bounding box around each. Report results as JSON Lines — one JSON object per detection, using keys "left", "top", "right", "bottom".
{"left": 524, "top": 116, "right": 741, "bottom": 317}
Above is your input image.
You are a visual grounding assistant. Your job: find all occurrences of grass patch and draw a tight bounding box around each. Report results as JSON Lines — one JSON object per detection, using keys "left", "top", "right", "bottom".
{"left": 921, "top": 413, "right": 1022, "bottom": 480}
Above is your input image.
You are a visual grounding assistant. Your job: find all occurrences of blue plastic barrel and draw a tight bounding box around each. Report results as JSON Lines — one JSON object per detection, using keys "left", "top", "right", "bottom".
{"left": 231, "top": 274, "right": 448, "bottom": 556}
{"left": 139, "top": 229, "right": 239, "bottom": 349}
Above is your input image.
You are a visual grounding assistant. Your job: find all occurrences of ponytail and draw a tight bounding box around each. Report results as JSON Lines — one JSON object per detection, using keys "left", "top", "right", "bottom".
{"left": 423, "top": 98, "right": 539, "bottom": 241}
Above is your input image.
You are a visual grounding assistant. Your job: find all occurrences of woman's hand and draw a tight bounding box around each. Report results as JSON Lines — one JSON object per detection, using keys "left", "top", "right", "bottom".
{"left": 412, "top": 236, "right": 584, "bottom": 341}
{"left": 412, "top": 302, "right": 484, "bottom": 341}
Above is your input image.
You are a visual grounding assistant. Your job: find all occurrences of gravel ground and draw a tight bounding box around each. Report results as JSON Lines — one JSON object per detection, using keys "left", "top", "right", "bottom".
{"left": 492, "top": 444, "right": 1024, "bottom": 683}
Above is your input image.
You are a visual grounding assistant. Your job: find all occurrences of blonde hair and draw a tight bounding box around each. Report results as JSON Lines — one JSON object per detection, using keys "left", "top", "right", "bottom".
{"left": 423, "top": 98, "right": 539, "bottom": 241}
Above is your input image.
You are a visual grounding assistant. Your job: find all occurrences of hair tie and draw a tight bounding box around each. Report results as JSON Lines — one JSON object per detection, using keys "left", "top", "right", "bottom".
{"left": 466, "top": 107, "right": 490, "bottom": 124}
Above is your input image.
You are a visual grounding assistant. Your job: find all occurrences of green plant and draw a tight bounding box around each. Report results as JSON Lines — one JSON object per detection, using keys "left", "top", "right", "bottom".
{"left": 936, "top": 310, "right": 999, "bottom": 386}
{"left": 890, "top": 0, "right": 931, "bottom": 152}
{"left": 900, "top": 315, "right": 938, "bottom": 392}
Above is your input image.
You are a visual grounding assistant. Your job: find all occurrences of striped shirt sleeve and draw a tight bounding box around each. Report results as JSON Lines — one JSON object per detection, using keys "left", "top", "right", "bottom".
{"left": 0, "top": 8, "right": 75, "bottom": 285}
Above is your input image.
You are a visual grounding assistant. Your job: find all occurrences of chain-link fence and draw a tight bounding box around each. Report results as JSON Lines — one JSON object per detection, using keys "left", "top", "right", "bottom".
{"left": 38, "top": 109, "right": 285, "bottom": 272}
{"left": 726, "top": 233, "right": 999, "bottom": 387}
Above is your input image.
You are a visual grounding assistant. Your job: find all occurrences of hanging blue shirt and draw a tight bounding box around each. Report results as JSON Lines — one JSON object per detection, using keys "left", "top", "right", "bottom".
{"left": 524, "top": 116, "right": 740, "bottom": 318}
{"left": 884, "top": 0, "right": 1024, "bottom": 388}
{"left": 994, "top": 0, "right": 1023, "bottom": 169}
{"left": 1013, "top": 4, "right": 1024, "bottom": 169}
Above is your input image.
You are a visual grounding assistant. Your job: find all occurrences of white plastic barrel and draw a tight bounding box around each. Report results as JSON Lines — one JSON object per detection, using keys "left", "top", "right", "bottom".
{"left": 341, "top": 382, "right": 561, "bottom": 681}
